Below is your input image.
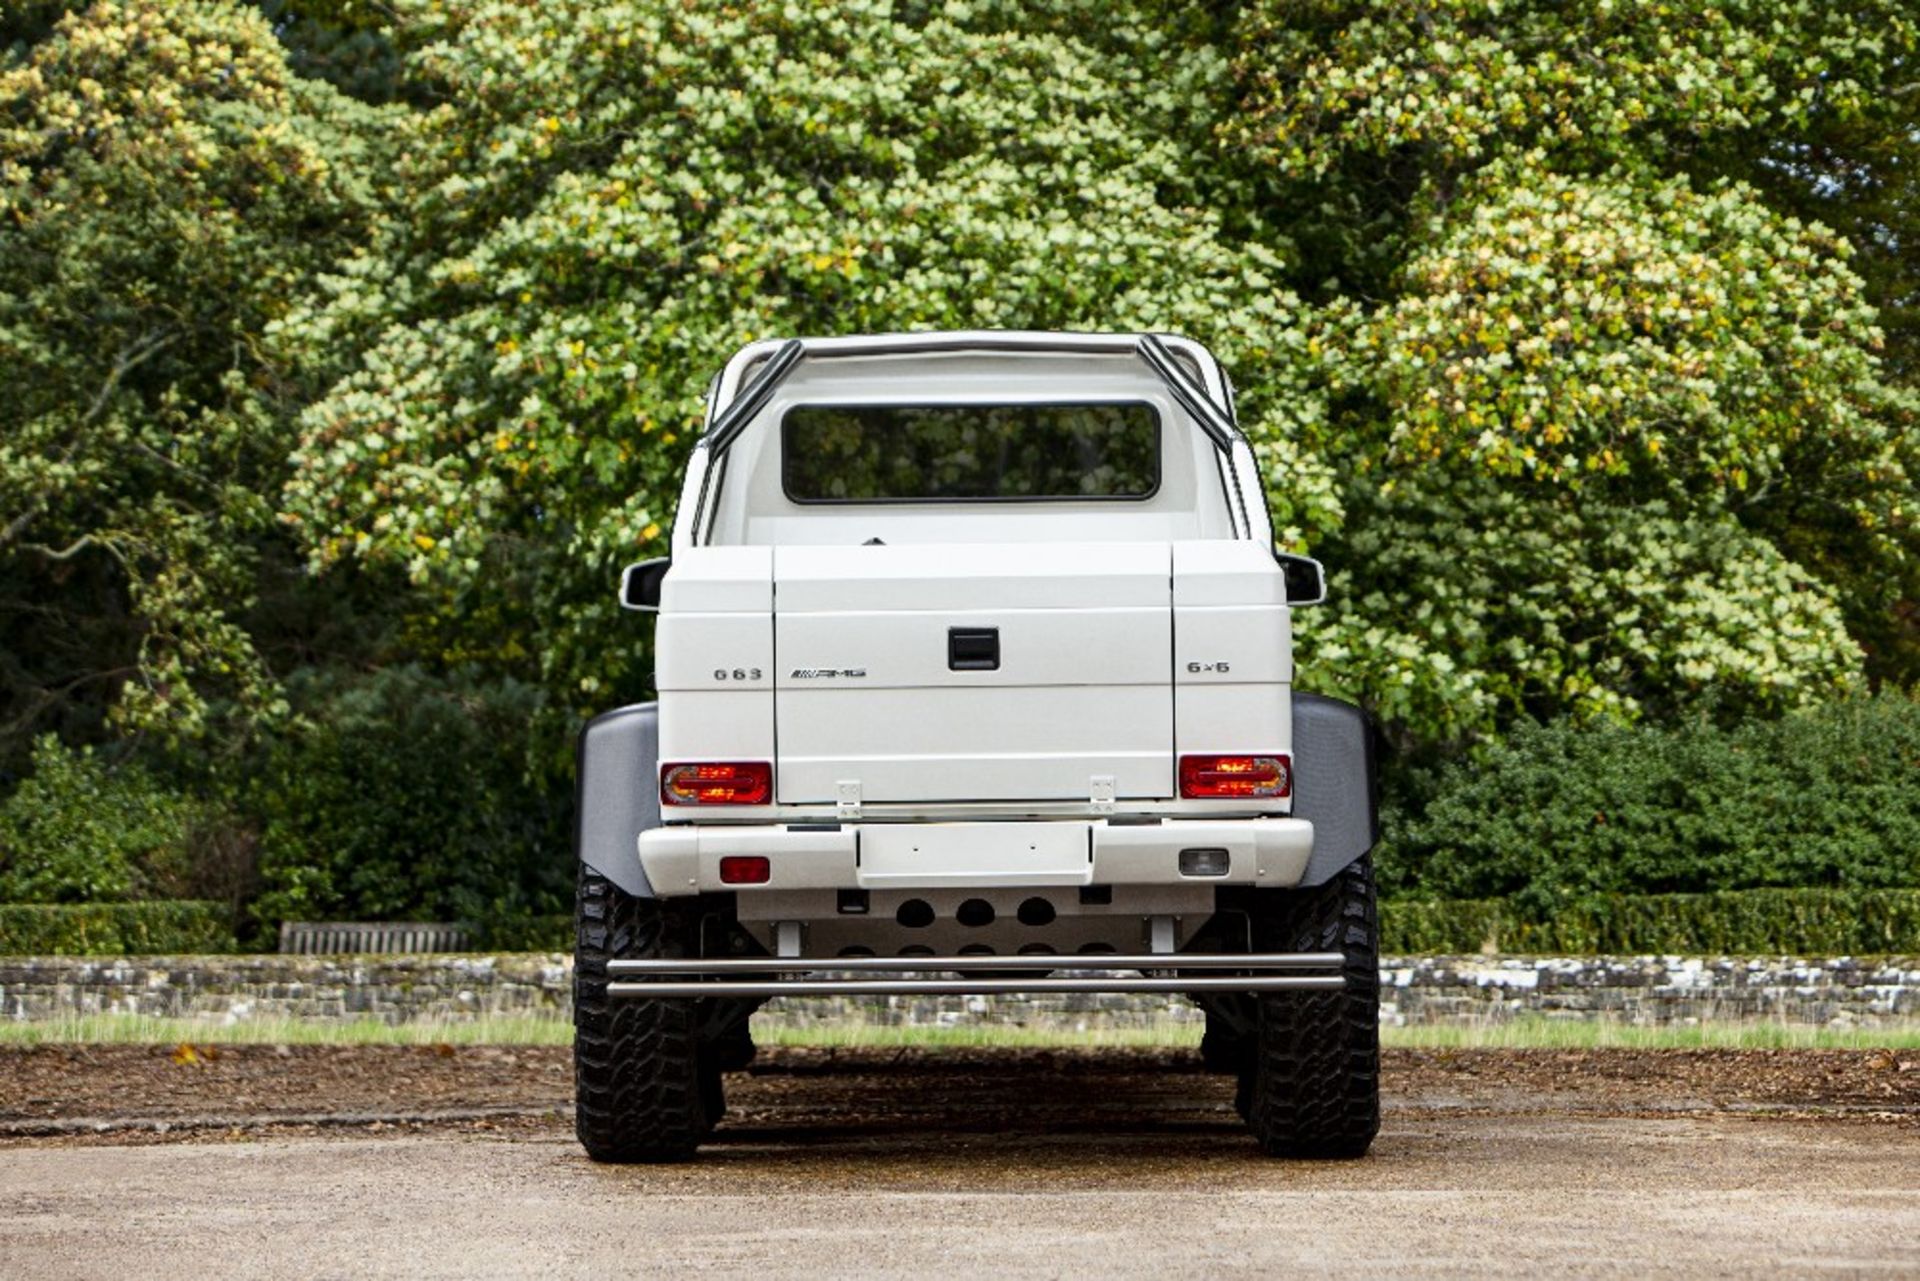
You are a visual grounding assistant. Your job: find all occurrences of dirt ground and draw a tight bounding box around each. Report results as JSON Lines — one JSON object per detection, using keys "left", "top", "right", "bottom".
{"left": 2, "top": 1044, "right": 1917, "bottom": 1277}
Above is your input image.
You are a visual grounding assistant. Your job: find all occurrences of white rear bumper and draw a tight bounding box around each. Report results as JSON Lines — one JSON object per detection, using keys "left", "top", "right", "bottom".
{"left": 638, "top": 817, "right": 1313, "bottom": 897}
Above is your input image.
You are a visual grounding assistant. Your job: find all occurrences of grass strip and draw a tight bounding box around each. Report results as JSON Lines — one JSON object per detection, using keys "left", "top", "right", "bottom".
{"left": 3, "top": 1013, "right": 1916, "bottom": 1051}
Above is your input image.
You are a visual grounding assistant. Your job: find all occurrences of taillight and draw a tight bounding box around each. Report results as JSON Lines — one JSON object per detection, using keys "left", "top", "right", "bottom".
{"left": 661, "top": 761, "right": 772, "bottom": 806}
{"left": 1179, "top": 753, "right": 1291, "bottom": 800}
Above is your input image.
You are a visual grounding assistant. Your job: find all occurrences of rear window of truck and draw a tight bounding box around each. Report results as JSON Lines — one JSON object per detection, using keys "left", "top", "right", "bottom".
{"left": 780, "top": 402, "right": 1160, "bottom": 503}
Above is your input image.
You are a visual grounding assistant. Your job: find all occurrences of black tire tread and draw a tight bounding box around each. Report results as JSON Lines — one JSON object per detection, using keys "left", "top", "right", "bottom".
{"left": 574, "top": 866, "right": 708, "bottom": 1162}
{"left": 1242, "top": 855, "right": 1381, "bottom": 1159}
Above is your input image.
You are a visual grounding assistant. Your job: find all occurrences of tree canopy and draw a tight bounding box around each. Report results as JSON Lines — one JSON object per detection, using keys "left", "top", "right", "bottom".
{"left": 0, "top": 0, "right": 389, "bottom": 750}
{"left": 2, "top": 0, "right": 1916, "bottom": 821}
{"left": 274, "top": 0, "right": 1319, "bottom": 748}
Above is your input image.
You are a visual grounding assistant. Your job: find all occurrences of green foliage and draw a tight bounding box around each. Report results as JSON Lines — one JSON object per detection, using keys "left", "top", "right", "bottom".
{"left": 0, "top": 0, "right": 392, "bottom": 757}
{"left": 0, "top": 1, "right": 1916, "bottom": 940}
{"left": 1300, "top": 483, "right": 1863, "bottom": 744}
{"left": 0, "top": 735, "right": 200, "bottom": 903}
{"left": 1284, "top": 156, "right": 1912, "bottom": 744}
{"left": 1232, "top": 0, "right": 1920, "bottom": 702}
{"left": 274, "top": 0, "right": 1322, "bottom": 747}
{"left": 1380, "top": 889, "right": 1920, "bottom": 957}
{"left": 266, "top": 0, "right": 1920, "bottom": 750}
{"left": 1342, "top": 165, "right": 1898, "bottom": 500}
{"left": 0, "top": 2, "right": 77, "bottom": 51}
{"left": 1231, "top": 0, "right": 1912, "bottom": 178}
{"left": 1382, "top": 694, "right": 1920, "bottom": 913}
{"left": 259, "top": 0, "right": 409, "bottom": 103}
{"left": 248, "top": 668, "right": 570, "bottom": 936}
{"left": 0, "top": 900, "right": 235, "bottom": 955}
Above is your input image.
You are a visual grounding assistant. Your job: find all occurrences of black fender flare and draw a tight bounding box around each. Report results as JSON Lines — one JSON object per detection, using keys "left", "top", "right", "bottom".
{"left": 1291, "top": 692, "right": 1381, "bottom": 886}
{"left": 575, "top": 702, "right": 660, "bottom": 898}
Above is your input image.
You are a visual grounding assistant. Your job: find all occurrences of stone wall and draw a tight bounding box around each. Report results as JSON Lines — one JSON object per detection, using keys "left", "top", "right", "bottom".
{"left": 3, "top": 953, "right": 1915, "bottom": 1030}
{"left": 0, "top": 954, "right": 573, "bottom": 1025}
{"left": 1380, "top": 955, "right": 1919, "bottom": 1029}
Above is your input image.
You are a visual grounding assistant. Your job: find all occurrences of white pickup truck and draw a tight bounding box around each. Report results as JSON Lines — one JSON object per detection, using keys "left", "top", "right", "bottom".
{"left": 575, "top": 332, "right": 1380, "bottom": 1162}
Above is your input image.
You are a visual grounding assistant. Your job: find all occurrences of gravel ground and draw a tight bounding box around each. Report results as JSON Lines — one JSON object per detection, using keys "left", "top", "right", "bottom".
{"left": 1, "top": 1045, "right": 1916, "bottom": 1277}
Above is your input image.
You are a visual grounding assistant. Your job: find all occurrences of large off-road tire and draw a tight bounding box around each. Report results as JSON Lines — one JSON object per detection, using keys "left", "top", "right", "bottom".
{"left": 574, "top": 865, "right": 710, "bottom": 1163}
{"left": 1240, "top": 855, "right": 1381, "bottom": 1159}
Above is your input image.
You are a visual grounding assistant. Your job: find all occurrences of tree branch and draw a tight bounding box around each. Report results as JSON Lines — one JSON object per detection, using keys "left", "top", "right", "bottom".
{"left": 22, "top": 535, "right": 124, "bottom": 565}
{"left": 0, "top": 328, "right": 178, "bottom": 551}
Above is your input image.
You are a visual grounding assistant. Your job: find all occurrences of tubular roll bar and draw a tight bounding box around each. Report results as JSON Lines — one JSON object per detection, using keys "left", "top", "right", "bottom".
{"left": 692, "top": 332, "right": 1255, "bottom": 541}
{"left": 703, "top": 337, "right": 806, "bottom": 454}
{"left": 1135, "top": 334, "right": 1236, "bottom": 450}
{"left": 1137, "top": 333, "right": 1252, "bottom": 535}
{"left": 606, "top": 951, "right": 1348, "bottom": 999}
{"left": 699, "top": 333, "right": 1245, "bottom": 454}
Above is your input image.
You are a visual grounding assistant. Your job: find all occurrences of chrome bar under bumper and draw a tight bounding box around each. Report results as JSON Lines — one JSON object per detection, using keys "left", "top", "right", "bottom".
{"left": 606, "top": 951, "right": 1347, "bottom": 999}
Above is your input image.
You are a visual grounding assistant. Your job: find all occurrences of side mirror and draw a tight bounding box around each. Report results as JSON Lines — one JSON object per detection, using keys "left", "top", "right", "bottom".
{"left": 1276, "top": 553, "right": 1327, "bottom": 606}
{"left": 620, "top": 557, "right": 671, "bottom": 612}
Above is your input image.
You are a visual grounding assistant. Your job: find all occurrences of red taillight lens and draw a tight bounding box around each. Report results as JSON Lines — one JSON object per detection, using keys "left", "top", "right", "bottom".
{"left": 661, "top": 761, "right": 772, "bottom": 806}
{"left": 1179, "top": 753, "right": 1291, "bottom": 800}
{"left": 718, "top": 855, "right": 770, "bottom": 885}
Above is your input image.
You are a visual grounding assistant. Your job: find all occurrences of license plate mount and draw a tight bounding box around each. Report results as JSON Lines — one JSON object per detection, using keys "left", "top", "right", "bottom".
{"left": 857, "top": 822, "right": 1093, "bottom": 888}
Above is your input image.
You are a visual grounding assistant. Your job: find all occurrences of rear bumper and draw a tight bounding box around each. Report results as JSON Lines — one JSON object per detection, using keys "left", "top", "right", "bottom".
{"left": 637, "top": 816, "right": 1313, "bottom": 897}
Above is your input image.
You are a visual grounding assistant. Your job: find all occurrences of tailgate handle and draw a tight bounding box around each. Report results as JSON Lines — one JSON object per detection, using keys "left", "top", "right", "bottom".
{"left": 948, "top": 627, "right": 1000, "bottom": 671}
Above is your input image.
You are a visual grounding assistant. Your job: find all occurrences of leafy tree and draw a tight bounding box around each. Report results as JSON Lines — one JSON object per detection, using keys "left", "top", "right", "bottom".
{"left": 277, "top": 0, "right": 1322, "bottom": 761}
{"left": 1, "top": 0, "right": 1916, "bottom": 930}
{"left": 257, "top": 0, "right": 411, "bottom": 104}
{"left": 1228, "top": 0, "right": 1920, "bottom": 734}
{"left": 1, "top": 3, "right": 78, "bottom": 51}
{"left": 1302, "top": 478, "right": 1863, "bottom": 745}
{"left": 0, "top": 0, "right": 391, "bottom": 764}
{"left": 1231, "top": 0, "right": 1910, "bottom": 183}
{"left": 1290, "top": 164, "right": 1911, "bottom": 742}
{"left": 276, "top": 0, "right": 1917, "bottom": 753}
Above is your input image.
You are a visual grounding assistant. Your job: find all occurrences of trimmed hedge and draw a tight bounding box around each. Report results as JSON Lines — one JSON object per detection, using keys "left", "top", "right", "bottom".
{"left": 0, "top": 901, "right": 236, "bottom": 956}
{"left": 1381, "top": 888, "right": 1920, "bottom": 956}
{"left": 1381, "top": 695, "right": 1920, "bottom": 912}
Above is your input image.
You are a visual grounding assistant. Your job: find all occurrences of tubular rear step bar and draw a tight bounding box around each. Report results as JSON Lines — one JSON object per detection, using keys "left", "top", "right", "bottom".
{"left": 606, "top": 951, "right": 1347, "bottom": 999}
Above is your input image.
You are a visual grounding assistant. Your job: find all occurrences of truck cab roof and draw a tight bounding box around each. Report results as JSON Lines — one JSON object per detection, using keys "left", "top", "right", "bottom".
{"left": 671, "top": 331, "right": 1273, "bottom": 551}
